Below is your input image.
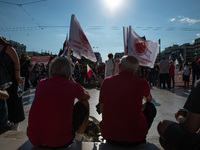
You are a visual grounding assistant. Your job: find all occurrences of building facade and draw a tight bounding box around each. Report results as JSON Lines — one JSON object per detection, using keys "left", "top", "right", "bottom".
{"left": 194, "top": 38, "right": 200, "bottom": 55}
{"left": 94, "top": 52, "right": 102, "bottom": 63}
{"left": 161, "top": 43, "right": 194, "bottom": 64}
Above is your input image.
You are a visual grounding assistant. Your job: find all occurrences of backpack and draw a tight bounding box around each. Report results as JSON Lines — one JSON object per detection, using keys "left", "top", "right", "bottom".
{"left": 0, "top": 45, "right": 12, "bottom": 87}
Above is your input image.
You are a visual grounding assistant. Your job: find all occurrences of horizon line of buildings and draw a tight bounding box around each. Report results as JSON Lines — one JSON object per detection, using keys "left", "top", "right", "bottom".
{"left": 3, "top": 37, "right": 200, "bottom": 64}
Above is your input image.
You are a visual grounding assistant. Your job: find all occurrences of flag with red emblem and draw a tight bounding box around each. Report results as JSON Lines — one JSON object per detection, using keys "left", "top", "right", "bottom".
{"left": 69, "top": 14, "right": 97, "bottom": 62}
{"left": 127, "top": 26, "right": 159, "bottom": 68}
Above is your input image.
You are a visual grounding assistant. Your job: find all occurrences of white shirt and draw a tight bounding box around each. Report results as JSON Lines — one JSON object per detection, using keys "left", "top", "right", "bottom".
{"left": 105, "top": 59, "right": 114, "bottom": 78}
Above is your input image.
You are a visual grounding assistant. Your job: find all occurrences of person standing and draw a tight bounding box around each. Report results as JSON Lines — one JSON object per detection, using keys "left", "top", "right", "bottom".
{"left": 99, "top": 55, "right": 156, "bottom": 147}
{"left": 105, "top": 53, "right": 114, "bottom": 78}
{"left": 20, "top": 53, "right": 34, "bottom": 92}
{"left": 0, "top": 36, "right": 25, "bottom": 129}
{"left": 159, "top": 56, "right": 170, "bottom": 89}
{"left": 149, "top": 65, "right": 157, "bottom": 87}
{"left": 183, "top": 62, "right": 191, "bottom": 89}
{"left": 169, "top": 61, "right": 175, "bottom": 88}
{"left": 113, "top": 54, "right": 120, "bottom": 75}
{"left": 191, "top": 55, "right": 200, "bottom": 86}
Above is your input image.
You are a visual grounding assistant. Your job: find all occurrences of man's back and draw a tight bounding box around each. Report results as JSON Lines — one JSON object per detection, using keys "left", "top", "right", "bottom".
{"left": 99, "top": 71, "right": 150, "bottom": 142}
{"left": 27, "top": 75, "right": 85, "bottom": 147}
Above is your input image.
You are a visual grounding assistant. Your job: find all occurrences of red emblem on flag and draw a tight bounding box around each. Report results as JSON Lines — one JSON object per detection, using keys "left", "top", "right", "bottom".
{"left": 134, "top": 38, "right": 148, "bottom": 56}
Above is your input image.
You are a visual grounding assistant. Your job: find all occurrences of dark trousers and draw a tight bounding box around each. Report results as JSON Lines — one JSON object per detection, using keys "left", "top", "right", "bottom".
{"left": 0, "top": 100, "right": 8, "bottom": 126}
{"left": 106, "top": 102, "right": 157, "bottom": 148}
{"left": 160, "top": 73, "right": 170, "bottom": 88}
{"left": 170, "top": 76, "right": 175, "bottom": 88}
{"left": 192, "top": 72, "right": 200, "bottom": 86}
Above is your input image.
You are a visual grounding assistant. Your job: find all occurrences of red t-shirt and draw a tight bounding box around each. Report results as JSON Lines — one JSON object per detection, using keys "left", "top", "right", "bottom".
{"left": 99, "top": 71, "right": 150, "bottom": 142}
{"left": 169, "top": 65, "right": 175, "bottom": 77}
{"left": 27, "top": 75, "right": 86, "bottom": 147}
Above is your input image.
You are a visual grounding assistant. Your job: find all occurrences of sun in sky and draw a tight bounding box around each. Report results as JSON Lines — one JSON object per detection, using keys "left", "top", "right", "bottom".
{"left": 103, "top": 0, "right": 122, "bottom": 12}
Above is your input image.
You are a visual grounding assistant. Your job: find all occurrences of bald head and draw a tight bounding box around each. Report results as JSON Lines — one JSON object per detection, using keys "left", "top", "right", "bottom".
{"left": 119, "top": 55, "right": 139, "bottom": 73}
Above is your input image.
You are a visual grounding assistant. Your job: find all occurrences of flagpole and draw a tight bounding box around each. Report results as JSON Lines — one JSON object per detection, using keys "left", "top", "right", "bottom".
{"left": 67, "top": 47, "right": 71, "bottom": 59}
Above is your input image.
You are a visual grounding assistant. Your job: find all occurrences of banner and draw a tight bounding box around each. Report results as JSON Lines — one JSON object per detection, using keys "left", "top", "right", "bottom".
{"left": 128, "top": 26, "right": 159, "bottom": 68}
{"left": 32, "top": 56, "right": 50, "bottom": 62}
{"left": 123, "top": 26, "right": 128, "bottom": 55}
{"left": 69, "top": 14, "right": 97, "bottom": 62}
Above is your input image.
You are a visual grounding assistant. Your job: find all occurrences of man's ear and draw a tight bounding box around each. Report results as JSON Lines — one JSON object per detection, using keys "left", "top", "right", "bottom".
{"left": 67, "top": 73, "right": 71, "bottom": 80}
{"left": 118, "top": 64, "right": 121, "bottom": 71}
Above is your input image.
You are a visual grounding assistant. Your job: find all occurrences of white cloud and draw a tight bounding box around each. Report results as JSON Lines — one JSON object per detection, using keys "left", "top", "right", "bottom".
{"left": 196, "top": 33, "right": 200, "bottom": 37}
{"left": 170, "top": 18, "right": 176, "bottom": 22}
{"left": 179, "top": 17, "right": 200, "bottom": 25}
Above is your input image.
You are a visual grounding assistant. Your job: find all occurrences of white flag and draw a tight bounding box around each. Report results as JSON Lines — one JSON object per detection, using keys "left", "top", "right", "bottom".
{"left": 69, "top": 14, "right": 97, "bottom": 62}
{"left": 175, "top": 59, "right": 179, "bottom": 66}
{"left": 169, "top": 55, "right": 172, "bottom": 61}
{"left": 128, "top": 26, "right": 159, "bottom": 68}
{"left": 180, "top": 53, "right": 184, "bottom": 61}
{"left": 123, "top": 27, "right": 129, "bottom": 55}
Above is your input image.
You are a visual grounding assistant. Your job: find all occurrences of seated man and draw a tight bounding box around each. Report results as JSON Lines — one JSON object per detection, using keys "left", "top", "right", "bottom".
{"left": 157, "top": 79, "right": 200, "bottom": 150}
{"left": 99, "top": 55, "right": 157, "bottom": 147}
{"left": 27, "top": 57, "right": 90, "bottom": 148}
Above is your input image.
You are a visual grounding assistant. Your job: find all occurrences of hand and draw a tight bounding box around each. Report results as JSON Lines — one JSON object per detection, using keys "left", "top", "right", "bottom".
{"left": 175, "top": 109, "right": 187, "bottom": 121}
{"left": 17, "top": 77, "right": 24, "bottom": 86}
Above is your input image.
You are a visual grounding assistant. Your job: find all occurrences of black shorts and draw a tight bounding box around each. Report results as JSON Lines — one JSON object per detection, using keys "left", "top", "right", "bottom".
{"left": 183, "top": 75, "right": 189, "bottom": 82}
{"left": 73, "top": 101, "right": 88, "bottom": 132}
{"left": 164, "top": 123, "right": 200, "bottom": 150}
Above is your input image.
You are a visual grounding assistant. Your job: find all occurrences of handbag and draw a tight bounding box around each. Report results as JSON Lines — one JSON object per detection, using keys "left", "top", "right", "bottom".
{"left": 0, "top": 45, "right": 12, "bottom": 87}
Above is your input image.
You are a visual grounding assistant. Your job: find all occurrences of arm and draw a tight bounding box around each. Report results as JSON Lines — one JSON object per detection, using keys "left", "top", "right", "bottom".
{"left": 100, "top": 103, "right": 103, "bottom": 113}
{"left": 0, "top": 89, "right": 9, "bottom": 99}
{"left": 6, "top": 46, "right": 24, "bottom": 85}
{"left": 144, "top": 93, "right": 152, "bottom": 102}
{"left": 175, "top": 110, "right": 200, "bottom": 134}
{"left": 69, "top": 74, "right": 90, "bottom": 101}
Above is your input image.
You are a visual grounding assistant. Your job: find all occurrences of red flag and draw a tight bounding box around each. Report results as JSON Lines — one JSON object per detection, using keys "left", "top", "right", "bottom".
{"left": 69, "top": 14, "right": 97, "bottom": 62}
{"left": 87, "top": 64, "right": 95, "bottom": 78}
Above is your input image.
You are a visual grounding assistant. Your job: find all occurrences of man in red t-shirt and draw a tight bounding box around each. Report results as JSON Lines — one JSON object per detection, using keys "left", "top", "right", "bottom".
{"left": 99, "top": 55, "right": 157, "bottom": 147}
{"left": 27, "top": 57, "right": 90, "bottom": 148}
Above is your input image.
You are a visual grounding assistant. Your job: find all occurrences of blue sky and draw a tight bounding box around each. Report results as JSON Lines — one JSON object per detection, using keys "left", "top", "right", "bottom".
{"left": 0, "top": 0, "right": 200, "bottom": 62}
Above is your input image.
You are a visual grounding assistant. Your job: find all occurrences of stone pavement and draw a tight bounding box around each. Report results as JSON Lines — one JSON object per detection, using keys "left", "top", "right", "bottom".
{"left": 0, "top": 86, "right": 190, "bottom": 150}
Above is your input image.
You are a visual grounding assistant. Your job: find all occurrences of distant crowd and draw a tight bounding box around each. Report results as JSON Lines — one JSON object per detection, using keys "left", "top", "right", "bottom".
{"left": 24, "top": 52, "right": 200, "bottom": 91}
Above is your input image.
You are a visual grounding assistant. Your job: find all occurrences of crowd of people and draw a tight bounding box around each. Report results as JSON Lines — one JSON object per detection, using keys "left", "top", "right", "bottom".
{"left": 1, "top": 34, "right": 200, "bottom": 149}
